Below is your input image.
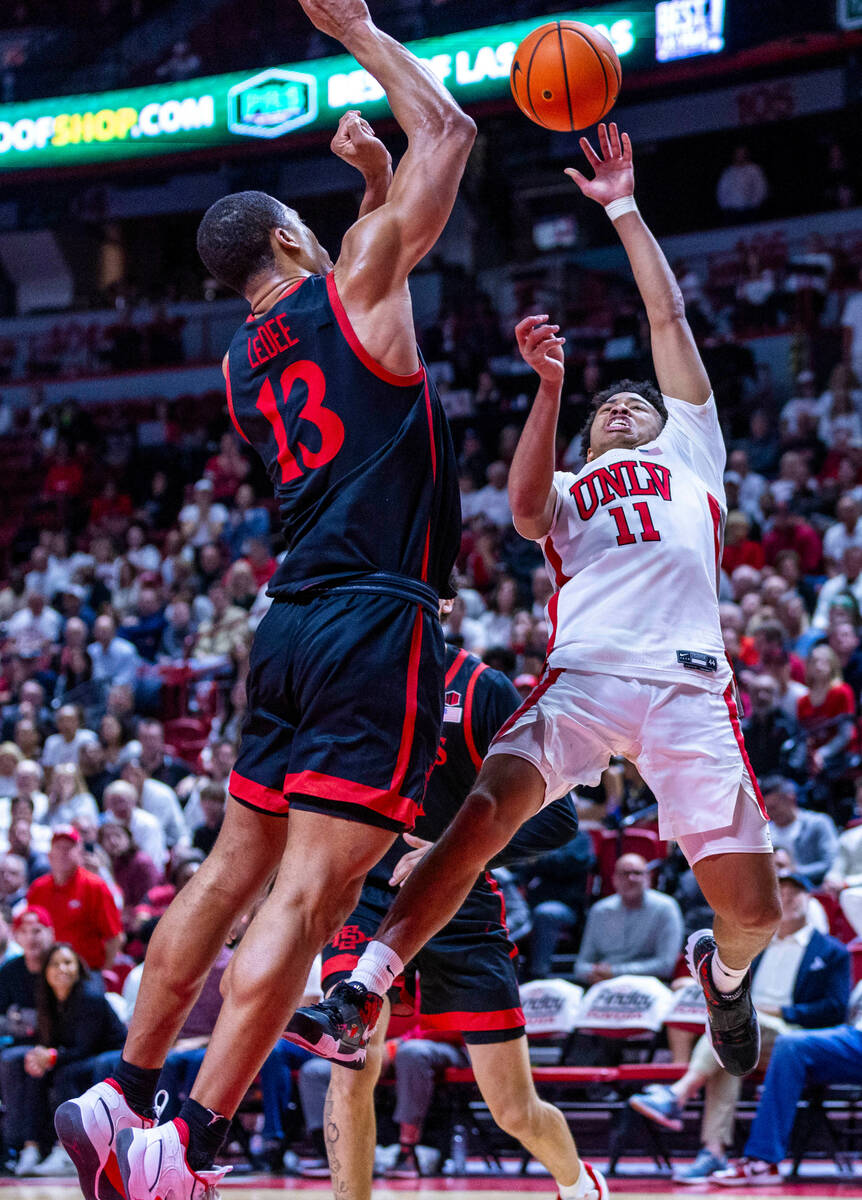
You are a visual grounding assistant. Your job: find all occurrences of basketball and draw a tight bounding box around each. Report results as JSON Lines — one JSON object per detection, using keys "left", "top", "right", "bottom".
{"left": 510, "top": 20, "right": 621, "bottom": 132}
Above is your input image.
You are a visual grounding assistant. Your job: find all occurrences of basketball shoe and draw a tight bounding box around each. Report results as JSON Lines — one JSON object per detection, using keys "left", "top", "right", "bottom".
{"left": 54, "top": 1079, "right": 167, "bottom": 1200}
{"left": 116, "top": 1119, "right": 230, "bottom": 1200}
{"left": 570, "top": 1161, "right": 609, "bottom": 1200}
{"left": 686, "top": 928, "right": 760, "bottom": 1077}
{"left": 282, "top": 979, "right": 383, "bottom": 1068}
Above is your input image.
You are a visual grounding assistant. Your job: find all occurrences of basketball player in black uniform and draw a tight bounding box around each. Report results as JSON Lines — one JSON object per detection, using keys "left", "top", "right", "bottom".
{"left": 56, "top": 1, "right": 475, "bottom": 1194}
{"left": 310, "top": 638, "right": 607, "bottom": 1200}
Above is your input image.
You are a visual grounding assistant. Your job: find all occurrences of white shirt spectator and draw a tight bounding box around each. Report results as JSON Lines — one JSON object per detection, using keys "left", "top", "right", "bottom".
{"left": 6, "top": 604, "right": 62, "bottom": 653}
{"left": 103, "top": 808, "right": 165, "bottom": 870}
{"left": 750, "top": 922, "right": 814, "bottom": 1012}
{"left": 842, "top": 289, "right": 862, "bottom": 377}
{"left": 43, "top": 790, "right": 99, "bottom": 828}
{"left": 179, "top": 501, "right": 229, "bottom": 547}
{"left": 126, "top": 544, "right": 162, "bottom": 573}
{"left": 138, "top": 778, "right": 189, "bottom": 850}
{"left": 811, "top": 571, "right": 862, "bottom": 630}
{"left": 478, "top": 610, "right": 514, "bottom": 648}
{"left": 42, "top": 728, "right": 98, "bottom": 769}
{"left": 823, "top": 518, "right": 862, "bottom": 567}
{"left": 88, "top": 636, "right": 141, "bottom": 689}
{"left": 473, "top": 484, "right": 512, "bottom": 527}
{"left": 717, "top": 155, "right": 768, "bottom": 213}
{"left": 818, "top": 410, "right": 862, "bottom": 446}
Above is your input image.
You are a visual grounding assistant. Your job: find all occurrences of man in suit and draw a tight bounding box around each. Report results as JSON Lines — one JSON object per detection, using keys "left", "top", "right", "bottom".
{"left": 628, "top": 869, "right": 850, "bottom": 1182}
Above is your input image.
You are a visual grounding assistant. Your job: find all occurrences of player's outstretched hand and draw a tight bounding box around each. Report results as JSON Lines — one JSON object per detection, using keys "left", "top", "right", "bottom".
{"left": 297, "top": 0, "right": 372, "bottom": 39}
{"left": 565, "top": 121, "right": 634, "bottom": 206}
{"left": 389, "top": 833, "right": 432, "bottom": 887}
{"left": 515, "top": 314, "right": 565, "bottom": 385}
{"left": 330, "top": 111, "right": 392, "bottom": 180}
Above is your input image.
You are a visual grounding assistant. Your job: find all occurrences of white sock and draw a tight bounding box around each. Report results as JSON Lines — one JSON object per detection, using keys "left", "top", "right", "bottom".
{"left": 349, "top": 940, "right": 404, "bottom": 996}
{"left": 710, "top": 949, "right": 748, "bottom": 994}
{"left": 558, "top": 1162, "right": 591, "bottom": 1200}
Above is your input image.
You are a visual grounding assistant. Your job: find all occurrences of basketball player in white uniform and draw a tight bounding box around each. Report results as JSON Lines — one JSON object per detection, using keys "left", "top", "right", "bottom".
{"left": 286, "top": 124, "right": 780, "bottom": 1097}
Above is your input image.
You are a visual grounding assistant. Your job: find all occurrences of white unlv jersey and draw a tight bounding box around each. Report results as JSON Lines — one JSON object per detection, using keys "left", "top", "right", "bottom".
{"left": 539, "top": 393, "right": 731, "bottom": 692}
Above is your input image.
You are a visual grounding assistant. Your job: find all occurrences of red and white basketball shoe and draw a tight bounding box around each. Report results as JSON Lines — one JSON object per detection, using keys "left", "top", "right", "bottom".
{"left": 116, "top": 1119, "right": 230, "bottom": 1200}
{"left": 54, "top": 1079, "right": 167, "bottom": 1200}
{"left": 564, "top": 1161, "right": 609, "bottom": 1200}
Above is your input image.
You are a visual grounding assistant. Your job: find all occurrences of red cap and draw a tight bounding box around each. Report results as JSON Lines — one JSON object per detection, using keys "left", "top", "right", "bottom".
{"left": 12, "top": 905, "right": 53, "bottom": 931}
{"left": 513, "top": 674, "right": 538, "bottom": 690}
{"left": 51, "top": 824, "right": 81, "bottom": 845}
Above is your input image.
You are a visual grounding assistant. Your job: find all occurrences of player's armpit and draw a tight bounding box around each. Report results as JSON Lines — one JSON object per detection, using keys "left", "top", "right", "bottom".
{"left": 649, "top": 313, "right": 712, "bottom": 407}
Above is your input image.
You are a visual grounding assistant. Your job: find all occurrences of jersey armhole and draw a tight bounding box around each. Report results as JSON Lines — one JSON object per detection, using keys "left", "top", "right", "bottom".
{"left": 463, "top": 661, "right": 488, "bottom": 770}
{"left": 325, "top": 271, "right": 425, "bottom": 388}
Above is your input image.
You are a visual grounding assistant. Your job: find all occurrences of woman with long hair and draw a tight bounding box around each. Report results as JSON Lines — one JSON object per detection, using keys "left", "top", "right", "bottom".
{"left": 0, "top": 943, "right": 126, "bottom": 1176}
{"left": 43, "top": 762, "right": 98, "bottom": 828}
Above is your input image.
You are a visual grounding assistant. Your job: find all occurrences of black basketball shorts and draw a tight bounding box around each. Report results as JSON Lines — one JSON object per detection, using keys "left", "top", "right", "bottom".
{"left": 229, "top": 591, "right": 444, "bottom": 831}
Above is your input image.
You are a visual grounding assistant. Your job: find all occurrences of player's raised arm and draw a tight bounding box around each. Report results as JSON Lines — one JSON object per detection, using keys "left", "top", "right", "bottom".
{"left": 297, "top": 0, "right": 475, "bottom": 292}
{"left": 508, "top": 316, "right": 566, "bottom": 541}
{"left": 566, "top": 123, "right": 711, "bottom": 406}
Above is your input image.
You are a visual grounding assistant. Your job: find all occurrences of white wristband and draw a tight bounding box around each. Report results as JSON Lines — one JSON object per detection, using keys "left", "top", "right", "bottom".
{"left": 604, "top": 195, "right": 638, "bottom": 222}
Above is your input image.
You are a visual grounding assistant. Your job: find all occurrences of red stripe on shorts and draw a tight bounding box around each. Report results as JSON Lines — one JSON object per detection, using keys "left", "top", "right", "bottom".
{"left": 493, "top": 666, "right": 562, "bottom": 743}
{"left": 722, "top": 682, "right": 768, "bottom": 819}
{"left": 322, "top": 953, "right": 363, "bottom": 982}
{"left": 283, "top": 768, "right": 417, "bottom": 826}
{"left": 419, "top": 1006, "right": 525, "bottom": 1032}
{"left": 389, "top": 608, "right": 424, "bottom": 794}
{"left": 229, "top": 769, "right": 286, "bottom": 813}
{"left": 486, "top": 869, "right": 518, "bottom": 958}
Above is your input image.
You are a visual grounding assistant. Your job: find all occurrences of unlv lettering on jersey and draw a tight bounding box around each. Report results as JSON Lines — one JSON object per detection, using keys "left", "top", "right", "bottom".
{"left": 570, "top": 460, "right": 673, "bottom": 521}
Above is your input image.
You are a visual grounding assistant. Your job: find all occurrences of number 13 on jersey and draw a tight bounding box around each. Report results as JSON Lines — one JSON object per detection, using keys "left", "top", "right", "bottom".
{"left": 256, "top": 359, "right": 345, "bottom": 483}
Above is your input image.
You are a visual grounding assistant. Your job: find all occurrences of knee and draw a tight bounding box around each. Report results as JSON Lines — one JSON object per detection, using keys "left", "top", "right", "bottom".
{"left": 394, "top": 1041, "right": 435, "bottom": 1081}
{"left": 485, "top": 1091, "right": 541, "bottom": 1142}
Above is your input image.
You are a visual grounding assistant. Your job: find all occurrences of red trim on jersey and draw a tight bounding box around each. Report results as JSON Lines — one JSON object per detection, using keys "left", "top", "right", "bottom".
{"left": 543, "top": 534, "right": 569, "bottom": 655}
{"left": 229, "top": 770, "right": 286, "bottom": 812}
{"left": 445, "top": 648, "right": 470, "bottom": 688}
{"left": 325, "top": 272, "right": 424, "bottom": 387}
{"left": 419, "top": 1006, "right": 525, "bottom": 1032}
{"left": 420, "top": 525, "right": 430, "bottom": 582}
{"left": 225, "top": 364, "right": 250, "bottom": 444}
{"left": 493, "top": 667, "right": 563, "bottom": 742}
{"left": 283, "top": 768, "right": 417, "bottom": 825}
{"left": 463, "top": 661, "right": 488, "bottom": 770}
{"left": 422, "top": 371, "right": 437, "bottom": 479}
{"left": 722, "top": 682, "right": 768, "bottom": 819}
{"left": 707, "top": 492, "right": 722, "bottom": 590}
{"left": 390, "top": 608, "right": 425, "bottom": 793}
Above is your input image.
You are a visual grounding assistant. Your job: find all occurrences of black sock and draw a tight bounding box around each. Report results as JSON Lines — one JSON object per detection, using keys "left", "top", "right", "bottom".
{"left": 113, "top": 1058, "right": 161, "bottom": 1118}
{"left": 178, "top": 1098, "right": 230, "bottom": 1172}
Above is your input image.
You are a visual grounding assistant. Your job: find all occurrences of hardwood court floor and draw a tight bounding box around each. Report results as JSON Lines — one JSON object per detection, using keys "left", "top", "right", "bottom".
{"left": 0, "top": 1175, "right": 858, "bottom": 1199}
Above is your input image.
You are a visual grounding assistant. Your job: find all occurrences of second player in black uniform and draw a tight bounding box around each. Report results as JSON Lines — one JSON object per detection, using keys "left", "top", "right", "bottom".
{"left": 303, "top": 643, "right": 606, "bottom": 1200}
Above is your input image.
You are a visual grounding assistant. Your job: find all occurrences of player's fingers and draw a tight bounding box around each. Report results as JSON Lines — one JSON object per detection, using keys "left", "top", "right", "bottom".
{"left": 609, "top": 122, "right": 621, "bottom": 156}
{"left": 621, "top": 131, "right": 633, "bottom": 160}
{"left": 564, "top": 167, "right": 589, "bottom": 191}
{"left": 515, "top": 314, "right": 548, "bottom": 344}
{"left": 578, "top": 138, "right": 601, "bottom": 168}
{"left": 402, "top": 833, "right": 429, "bottom": 848}
{"left": 597, "top": 122, "right": 611, "bottom": 159}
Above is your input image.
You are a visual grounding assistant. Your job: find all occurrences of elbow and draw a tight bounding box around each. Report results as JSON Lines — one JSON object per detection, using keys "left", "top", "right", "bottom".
{"left": 648, "top": 284, "right": 686, "bottom": 329}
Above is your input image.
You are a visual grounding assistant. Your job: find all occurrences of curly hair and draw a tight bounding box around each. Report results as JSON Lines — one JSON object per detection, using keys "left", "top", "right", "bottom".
{"left": 196, "top": 191, "right": 296, "bottom": 295}
{"left": 578, "top": 379, "right": 668, "bottom": 458}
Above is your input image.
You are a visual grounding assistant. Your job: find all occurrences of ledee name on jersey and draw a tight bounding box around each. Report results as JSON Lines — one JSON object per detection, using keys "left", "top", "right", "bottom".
{"left": 247, "top": 314, "right": 301, "bottom": 369}
{"left": 570, "top": 459, "right": 672, "bottom": 521}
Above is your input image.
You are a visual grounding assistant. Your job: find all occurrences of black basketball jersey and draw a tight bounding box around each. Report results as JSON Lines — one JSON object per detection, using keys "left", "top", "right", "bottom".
{"left": 366, "top": 644, "right": 578, "bottom": 890}
{"left": 225, "top": 272, "right": 460, "bottom": 604}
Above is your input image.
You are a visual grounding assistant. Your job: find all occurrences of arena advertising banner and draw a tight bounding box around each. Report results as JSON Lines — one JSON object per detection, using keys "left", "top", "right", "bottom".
{"left": 0, "top": 9, "right": 655, "bottom": 173}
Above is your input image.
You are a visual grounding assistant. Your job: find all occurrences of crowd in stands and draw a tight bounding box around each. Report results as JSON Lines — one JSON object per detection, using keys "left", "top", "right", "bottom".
{"left": 0, "top": 249, "right": 862, "bottom": 1180}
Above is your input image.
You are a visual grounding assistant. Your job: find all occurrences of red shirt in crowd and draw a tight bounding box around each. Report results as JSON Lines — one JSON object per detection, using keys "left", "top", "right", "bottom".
{"left": 27, "top": 866, "right": 123, "bottom": 969}
{"left": 797, "top": 683, "right": 858, "bottom": 754}
{"left": 762, "top": 520, "right": 822, "bottom": 574}
{"left": 722, "top": 540, "right": 765, "bottom": 574}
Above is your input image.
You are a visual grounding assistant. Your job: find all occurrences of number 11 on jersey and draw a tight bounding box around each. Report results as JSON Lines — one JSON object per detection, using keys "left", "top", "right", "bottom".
{"left": 607, "top": 502, "right": 661, "bottom": 546}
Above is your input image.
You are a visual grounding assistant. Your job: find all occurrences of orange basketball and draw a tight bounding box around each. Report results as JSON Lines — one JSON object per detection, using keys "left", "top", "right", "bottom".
{"left": 510, "top": 20, "right": 621, "bottom": 132}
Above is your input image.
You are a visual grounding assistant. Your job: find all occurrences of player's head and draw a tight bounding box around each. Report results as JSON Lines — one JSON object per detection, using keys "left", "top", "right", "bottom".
{"left": 580, "top": 379, "right": 667, "bottom": 461}
{"left": 196, "top": 191, "right": 332, "bottom": 296}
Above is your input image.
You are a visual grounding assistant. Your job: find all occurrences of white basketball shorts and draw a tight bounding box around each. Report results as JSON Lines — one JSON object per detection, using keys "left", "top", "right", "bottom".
{"left": 486, "top": 668, "right": 772, "bottom": 866}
